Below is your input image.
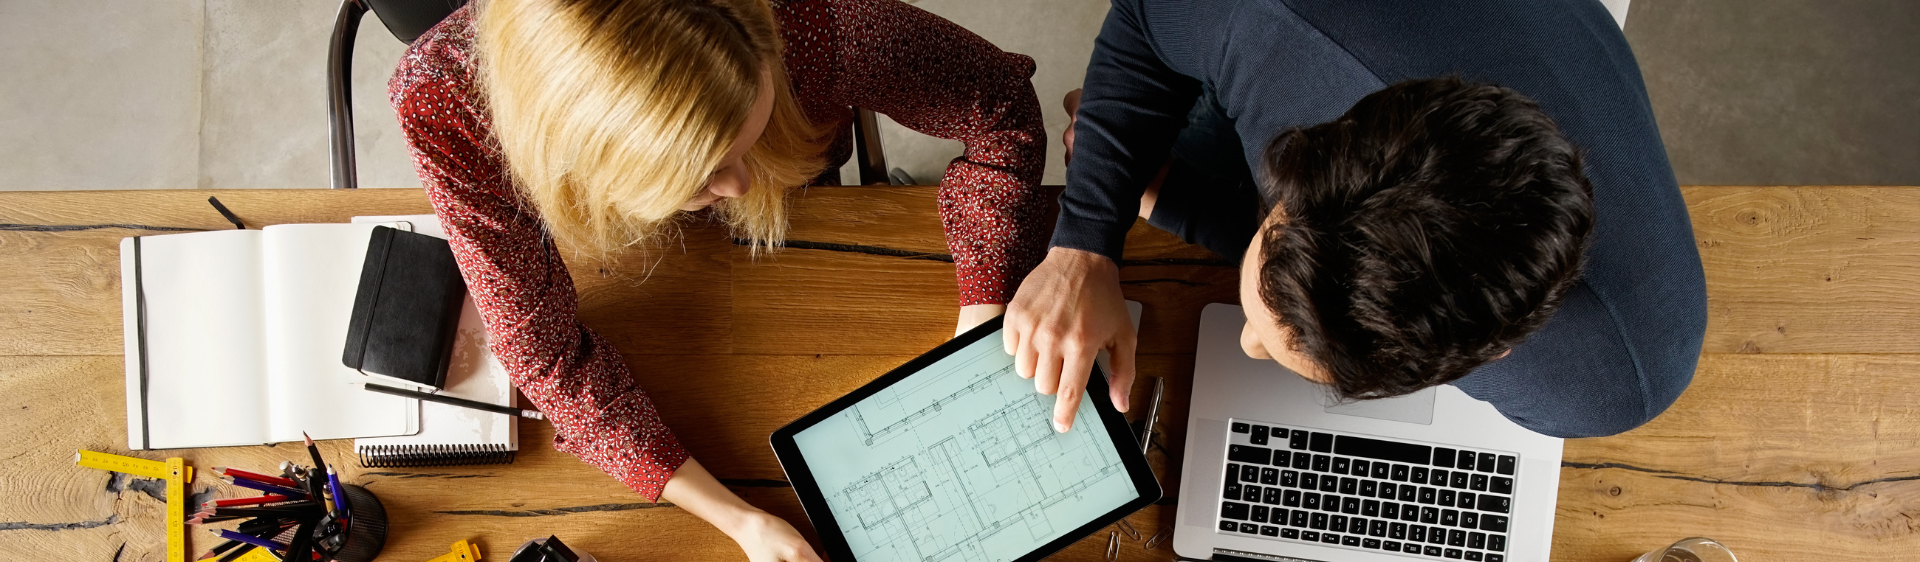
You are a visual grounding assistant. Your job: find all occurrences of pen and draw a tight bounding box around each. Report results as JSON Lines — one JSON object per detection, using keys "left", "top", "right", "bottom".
{"left": 325, "top": 466, "right": 350, "bottom": 522}
{"left": 1140, "top": 377, "right": 1166, "bottom": 455}
{"left": 359, "top": 382, "right": 547, "bottom": 420}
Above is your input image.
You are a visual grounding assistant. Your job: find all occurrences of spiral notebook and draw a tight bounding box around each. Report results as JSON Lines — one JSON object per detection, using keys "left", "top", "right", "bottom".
{"left": 351, "top": 215, "right": 519, "bottom": 468}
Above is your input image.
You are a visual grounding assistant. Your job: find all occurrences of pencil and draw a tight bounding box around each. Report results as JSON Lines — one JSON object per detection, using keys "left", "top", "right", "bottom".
{"left": 199, "top": 539, "right": 241, "bottom": 559}
{"left": 300, "top": 432, "right": 332, "bottom": 514}
{"left": 301, "top": 432, "right": 328, "bottom": 474}
{"left": 215, "top": 528, "right": 287, "bottom": 551}
{"left": 358, "top": 382, "right": 547, "bottom": 420}
{"left": 213, "top": 543, "right": 256, "bottom": 562}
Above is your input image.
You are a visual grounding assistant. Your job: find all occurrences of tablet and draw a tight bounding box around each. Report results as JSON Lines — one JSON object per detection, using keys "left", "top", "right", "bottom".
{"left": 771, "top": 316, "right": 1161, "bottom": 562}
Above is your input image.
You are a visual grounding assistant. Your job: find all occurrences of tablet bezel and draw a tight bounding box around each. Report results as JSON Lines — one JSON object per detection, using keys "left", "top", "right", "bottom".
{"left": 769, "top": 315, "right": 1162, "bottom": 562}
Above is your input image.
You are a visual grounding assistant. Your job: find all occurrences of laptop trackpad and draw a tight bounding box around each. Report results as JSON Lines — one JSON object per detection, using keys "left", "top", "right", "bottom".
{"left": 1322, "top": 387, "right": 1437, "bottom": 425}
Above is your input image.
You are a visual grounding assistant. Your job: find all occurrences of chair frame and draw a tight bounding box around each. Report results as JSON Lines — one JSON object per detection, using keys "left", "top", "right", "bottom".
{"left": 325, "top": 0, "right": 889, "bottom": 190}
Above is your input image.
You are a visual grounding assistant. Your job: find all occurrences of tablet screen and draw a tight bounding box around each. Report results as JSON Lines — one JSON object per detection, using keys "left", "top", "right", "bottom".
{"left": 790, "top": 330, "right": 1140, "bottom": 561}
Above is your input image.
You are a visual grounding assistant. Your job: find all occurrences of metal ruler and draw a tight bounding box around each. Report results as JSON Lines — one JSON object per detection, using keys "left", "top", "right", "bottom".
{"left": 75, "top": 450, "right": 194, "bottom": 562}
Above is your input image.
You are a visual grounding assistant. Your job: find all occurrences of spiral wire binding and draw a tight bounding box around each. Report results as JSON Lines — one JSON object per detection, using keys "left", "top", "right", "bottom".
{"left": 358, "top": 444, "right": 516, "bottom": 468}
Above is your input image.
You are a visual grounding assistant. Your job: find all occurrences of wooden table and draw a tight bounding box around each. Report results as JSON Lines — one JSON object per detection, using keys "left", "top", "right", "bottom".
{"left": 0, "top": 187, "right": 1913, "bottom": 561}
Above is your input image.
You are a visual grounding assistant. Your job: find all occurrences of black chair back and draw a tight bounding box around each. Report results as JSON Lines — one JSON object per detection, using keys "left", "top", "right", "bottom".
{"left": 330, "top": 0, "right": 468, "bottom": 189}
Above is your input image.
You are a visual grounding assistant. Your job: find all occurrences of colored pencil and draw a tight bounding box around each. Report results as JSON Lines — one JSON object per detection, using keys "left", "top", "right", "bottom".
{"left": 220, "top": 476, "right": 308, "bottom": 498}
{"left": 214, "top": 467, "right": 299, "bottom": 488}
{"left": 207, "top": 494, "right": 293, "bottom": 508}
{"left": 200, "top": 503, "right": 323, "bottom": 519}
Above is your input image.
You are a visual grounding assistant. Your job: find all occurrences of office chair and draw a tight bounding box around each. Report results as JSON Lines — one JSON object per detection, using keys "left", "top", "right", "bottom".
{"left": 327, "top": 0, "right": 894, "bottom": 189}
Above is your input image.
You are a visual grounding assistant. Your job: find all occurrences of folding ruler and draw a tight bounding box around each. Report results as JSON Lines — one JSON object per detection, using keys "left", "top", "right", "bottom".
{"left": 75, "top": 450, "right": 194, "bottom": 562}
{"left": 427, "top": 539, "right": 483, "bottom": 562}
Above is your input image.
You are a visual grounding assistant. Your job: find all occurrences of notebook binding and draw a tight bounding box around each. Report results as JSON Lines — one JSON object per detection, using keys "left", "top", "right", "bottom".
{"left": 357, "top": 444, "right": 515, "bottom": 468}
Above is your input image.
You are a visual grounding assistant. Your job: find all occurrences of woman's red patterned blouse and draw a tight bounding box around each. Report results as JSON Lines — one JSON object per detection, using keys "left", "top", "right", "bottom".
{"left": 389, "top": 0, "right": 1046, "bottom": 500}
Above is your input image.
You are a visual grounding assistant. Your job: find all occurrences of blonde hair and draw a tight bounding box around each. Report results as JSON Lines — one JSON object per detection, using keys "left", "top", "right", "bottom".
{"left": 476, "top": 0, "right": 826, "bottom": 255}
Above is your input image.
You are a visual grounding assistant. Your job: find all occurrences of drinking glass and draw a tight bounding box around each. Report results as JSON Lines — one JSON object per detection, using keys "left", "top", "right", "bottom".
{"left": 1631, "top": 537, "right": 1738, "bottom": 562}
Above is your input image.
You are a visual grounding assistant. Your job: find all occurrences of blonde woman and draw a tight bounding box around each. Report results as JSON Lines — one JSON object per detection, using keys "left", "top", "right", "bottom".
{"left": 390, "top": 0, "right": 1045, "bottom": 559}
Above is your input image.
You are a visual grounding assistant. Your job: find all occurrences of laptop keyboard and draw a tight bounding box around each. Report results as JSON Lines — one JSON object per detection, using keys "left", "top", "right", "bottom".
{"left": 1215, "top": 418, "right": 1519, "bottom": 561}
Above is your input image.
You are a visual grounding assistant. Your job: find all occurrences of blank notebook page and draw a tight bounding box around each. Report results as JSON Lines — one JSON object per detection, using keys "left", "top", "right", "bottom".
{"left": 261, "top": 224, "right": 417, "bottom": 442}
{"left": 121, "top": 231, "right": 271, "bottom": 449}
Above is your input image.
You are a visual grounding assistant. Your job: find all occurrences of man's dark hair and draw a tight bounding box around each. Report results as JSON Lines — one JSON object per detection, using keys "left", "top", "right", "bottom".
{"left": 1256, "top": 77, "right": 1594, "bottom": 400}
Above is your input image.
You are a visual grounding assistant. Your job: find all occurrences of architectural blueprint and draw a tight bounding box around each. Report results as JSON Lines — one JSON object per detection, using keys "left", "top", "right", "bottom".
{"left": 793, "top": 334, "right": 1138, "bottom": 562}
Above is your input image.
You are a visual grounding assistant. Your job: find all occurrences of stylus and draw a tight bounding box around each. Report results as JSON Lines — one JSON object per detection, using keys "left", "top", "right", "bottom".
{"left": 1140, "top": 377, "right": 1166, "bottom": 454}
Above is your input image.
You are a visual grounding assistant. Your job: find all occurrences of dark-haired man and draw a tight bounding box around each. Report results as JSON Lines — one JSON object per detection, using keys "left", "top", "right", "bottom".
{"left": 1005, "top": 0, "right": 1706, "bottom": 438}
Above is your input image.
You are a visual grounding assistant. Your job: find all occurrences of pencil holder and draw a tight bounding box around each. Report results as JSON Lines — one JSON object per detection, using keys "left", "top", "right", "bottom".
{"left": 320, "top": 484, "right": 389, "bottom": 562}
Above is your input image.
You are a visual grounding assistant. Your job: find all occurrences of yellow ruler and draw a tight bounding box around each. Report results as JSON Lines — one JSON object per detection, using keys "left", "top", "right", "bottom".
{"left": 427, "top": 539, "right": 483, "bottom": 562}
{"left": 75, "top": 450, "right": 194, "bottom": 562}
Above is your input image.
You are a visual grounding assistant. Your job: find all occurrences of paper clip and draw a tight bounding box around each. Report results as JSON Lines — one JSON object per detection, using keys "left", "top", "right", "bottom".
{"left": 1144, "top": 525, "right": 1174, "bottom": 551}
{"left": 1116, "top": 518, "right": 1142, "bottom": 541}
{"left": 1105, "top": 530, "right": 1120, "bottom": 560}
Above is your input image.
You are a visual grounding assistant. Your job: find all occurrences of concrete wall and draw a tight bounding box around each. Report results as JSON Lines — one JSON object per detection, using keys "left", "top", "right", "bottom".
{"left": 1, "top": 0, "right": 1914, "bottom": 190}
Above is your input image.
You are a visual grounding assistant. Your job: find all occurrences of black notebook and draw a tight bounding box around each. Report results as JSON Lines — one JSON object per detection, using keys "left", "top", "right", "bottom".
{"left": 349, "top": 214, "right": 520, "bottom": 468}
{"left": 342, "top": 226, "right": 467, "bottom": 389}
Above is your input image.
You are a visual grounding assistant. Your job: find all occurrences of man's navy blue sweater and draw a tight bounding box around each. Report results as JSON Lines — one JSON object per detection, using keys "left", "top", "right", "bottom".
{"left": 1053, "top": 0, "right": 1707, "bottom": 438}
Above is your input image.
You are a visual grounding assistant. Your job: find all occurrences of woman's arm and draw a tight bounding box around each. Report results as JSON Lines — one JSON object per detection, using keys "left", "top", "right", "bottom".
{"left": 821, "top": 0, "right": 1051, "bottom": 313}
{"left": 660, "top": 459, "right": 823, "bottom": 562}
{"left": 391, "top": 18, "right": 819, "bottom": 561}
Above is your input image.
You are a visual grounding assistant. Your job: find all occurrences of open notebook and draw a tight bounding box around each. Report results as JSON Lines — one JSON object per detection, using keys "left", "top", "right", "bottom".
{"left": 120, "top": 224, "right": 419, "bottom": 450}
{"left": 350, "top": 215, "right": 519, "bottom": 467}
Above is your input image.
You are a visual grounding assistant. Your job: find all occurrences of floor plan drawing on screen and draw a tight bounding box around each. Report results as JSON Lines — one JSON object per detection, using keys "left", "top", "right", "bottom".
{"left": 792, "top": 335, "right": 1139, "bottom": 562}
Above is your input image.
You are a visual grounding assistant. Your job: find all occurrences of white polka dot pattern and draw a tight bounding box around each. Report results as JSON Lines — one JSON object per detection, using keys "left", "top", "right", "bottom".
{"left": 387, "top": 1, "right": 1046, "bottom": 500}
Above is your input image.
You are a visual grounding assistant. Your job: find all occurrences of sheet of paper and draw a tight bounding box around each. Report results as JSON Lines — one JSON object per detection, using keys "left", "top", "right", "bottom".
{"left": 260, "top": 224, "right": 417, "bottom": 442}
{"left": 121, "top": 231, "right": 271, "bottom": 449}
{"left": 352, "top": 215, "right": 517, "bottom": 451}
{"left": 792, "top": 332, "right": 1138, "bottom": 561}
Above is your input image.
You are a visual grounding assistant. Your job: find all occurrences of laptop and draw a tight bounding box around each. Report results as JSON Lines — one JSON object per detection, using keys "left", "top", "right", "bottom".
{"left": 1174, "top": 304, "right": 1563, "bottom": 561}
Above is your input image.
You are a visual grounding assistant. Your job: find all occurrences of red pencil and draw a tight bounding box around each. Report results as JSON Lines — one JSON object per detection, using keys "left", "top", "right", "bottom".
{"left": 213, "top": 467, "right": 299, "bottom": 488}
{"left": 206, "top": 494, "right": 292, "bottom": 508}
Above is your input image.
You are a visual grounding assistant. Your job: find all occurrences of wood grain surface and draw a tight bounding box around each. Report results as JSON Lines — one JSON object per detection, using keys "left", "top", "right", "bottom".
{"left": 0, "top": 186, "right": 1914, "bottom": 561}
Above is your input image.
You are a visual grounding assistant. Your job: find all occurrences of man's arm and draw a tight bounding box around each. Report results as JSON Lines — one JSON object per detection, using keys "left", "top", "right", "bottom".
{"left": 1007, "top": 0, "right": 1200, "bottom": 432}
{"left": 1050, "top": 1, "right": 1202, "bottom": 258}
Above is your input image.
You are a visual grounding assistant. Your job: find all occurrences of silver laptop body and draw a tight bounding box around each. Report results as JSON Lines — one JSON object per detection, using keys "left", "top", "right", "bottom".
{"left": 1174, "top": 304, "right": 1563, "bottom": 561}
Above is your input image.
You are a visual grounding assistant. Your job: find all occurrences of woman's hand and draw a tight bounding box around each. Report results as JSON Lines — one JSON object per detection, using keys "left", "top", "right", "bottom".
{"left": 660, "top": 458, "right": 824, "bottom": 561}
{"left": 958, "top": 304, "right": 1007, "bottom": 336}
{"left": 729, "top": 510, "right": 825, "bottom": 562}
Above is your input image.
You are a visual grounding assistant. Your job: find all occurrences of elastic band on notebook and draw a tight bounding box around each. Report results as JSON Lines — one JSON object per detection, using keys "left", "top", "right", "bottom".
{"left": 351, "top": 229, "right": 396, "bottom": 376}
{"left": 133, "top": 236, "right": 152, "bottom": 450}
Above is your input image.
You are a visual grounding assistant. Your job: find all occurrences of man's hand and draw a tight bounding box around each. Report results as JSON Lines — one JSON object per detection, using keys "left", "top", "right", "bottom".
{"left": 1005, "top": 247, "right": 1136, "bottom": 432}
